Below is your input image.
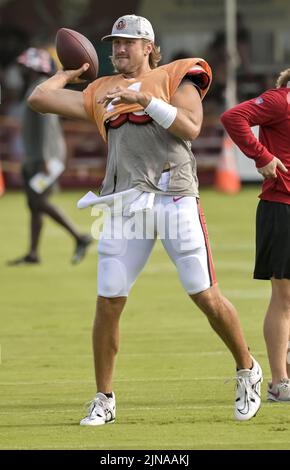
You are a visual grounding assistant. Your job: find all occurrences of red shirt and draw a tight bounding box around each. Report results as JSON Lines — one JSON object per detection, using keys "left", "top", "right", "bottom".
{"left": 221, "top": 87, "right": 290, "bottom": 204}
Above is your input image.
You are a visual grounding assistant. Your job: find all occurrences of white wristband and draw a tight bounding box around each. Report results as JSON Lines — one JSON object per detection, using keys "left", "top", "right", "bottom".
{"left": 144, "top": 97, "right": 177, "bottom": 129}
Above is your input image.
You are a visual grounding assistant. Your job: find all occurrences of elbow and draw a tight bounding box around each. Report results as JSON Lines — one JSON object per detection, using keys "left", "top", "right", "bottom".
{"left": 178, "top": 126, "right": 200, "bottom": 141}
{"left": 27, "top": 87, "right": 47, "bottom": 113}
{"left": 220, "top": 110, "right": 232, "bottom": 128}
{"left": 192, "top": 125, "right": 201, "bottom": 141}
{"left": 170, "top": 118, "right": 201, "bottom": 141}
{"left": 188, "top": 123, "right": 201, "bottom": 141}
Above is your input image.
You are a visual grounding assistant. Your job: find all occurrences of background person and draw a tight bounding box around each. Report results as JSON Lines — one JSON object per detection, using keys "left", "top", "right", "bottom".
{"left": 221, "top": 68, "right": 290, "bottom": 401}
{"left": 7, "top": 48, "right": 92, "bottom": 265}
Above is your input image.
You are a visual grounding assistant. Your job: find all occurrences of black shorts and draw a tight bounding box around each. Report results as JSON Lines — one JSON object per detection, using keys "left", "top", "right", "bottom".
{"left": 254, "top": 199, "right": 290, "bottom": 280}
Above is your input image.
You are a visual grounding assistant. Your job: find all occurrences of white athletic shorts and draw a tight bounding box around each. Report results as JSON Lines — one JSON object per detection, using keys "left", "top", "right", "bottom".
{"left": 97, "top": 176, "right": 216, "bottom": 298}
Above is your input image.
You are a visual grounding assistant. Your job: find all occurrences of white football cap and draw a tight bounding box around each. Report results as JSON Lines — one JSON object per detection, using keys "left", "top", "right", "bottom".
{"left": 102, "top": 14, "right": 155, "bottom": 42}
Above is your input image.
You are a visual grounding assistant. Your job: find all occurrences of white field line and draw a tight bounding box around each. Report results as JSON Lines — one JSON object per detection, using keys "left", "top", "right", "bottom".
{"left": 5, "top": 351, "right": 227, "bottom": 359}
{"left": 151, "top": 241, "right": 253, "bottom": 252}
{"left": 1, "top": 376, "right": 232, "bottom": 386}
{"left": 0, "top": 404, "right": 234, "bottom": 415}
{"left": 142, "top": 262, "right": 256, "bottom": 274}
{"left": 1, "top": 350, "right": 266, "bottom": 359}
{"left": 211, "top": 243, "right": 253, "bottom": 252}
{"left": 2, "top": 367, "right": 269, "bottom": 386}
{"left": 223, "top": 289, "right": 269, "bottom": 299}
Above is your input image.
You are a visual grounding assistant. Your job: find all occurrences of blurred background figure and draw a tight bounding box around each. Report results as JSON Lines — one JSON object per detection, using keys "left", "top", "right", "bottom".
{"left": 7, "top": 48, "right": 92, "bottom": 265}
{"left": 205, "top": 12, "right": 251, "bottom": 108}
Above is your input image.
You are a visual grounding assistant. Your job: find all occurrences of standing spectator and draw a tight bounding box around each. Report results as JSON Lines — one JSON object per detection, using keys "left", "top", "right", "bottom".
{"left": 8, "top": 48, "right": 92, "bottom": 265}
{"left": 221, "top": 68, "right": 290, "bottom": 402}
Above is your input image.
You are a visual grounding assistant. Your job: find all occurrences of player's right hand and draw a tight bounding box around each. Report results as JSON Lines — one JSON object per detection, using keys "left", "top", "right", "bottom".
{"left": 57, "top": 63, "right": 90, "bottom": 84}
{"left": 258, "top": 157, "right": 288, "bottom": 179}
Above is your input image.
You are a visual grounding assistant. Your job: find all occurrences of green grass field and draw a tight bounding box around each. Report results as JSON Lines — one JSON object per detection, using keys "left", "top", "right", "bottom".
{"left": 1, "top": 187, "right": 289, "bottom": 450}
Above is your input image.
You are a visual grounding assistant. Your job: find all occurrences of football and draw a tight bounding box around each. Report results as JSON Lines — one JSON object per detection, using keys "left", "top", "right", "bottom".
{"left": 55, "top": 28, "right": 99, "bottom": 81}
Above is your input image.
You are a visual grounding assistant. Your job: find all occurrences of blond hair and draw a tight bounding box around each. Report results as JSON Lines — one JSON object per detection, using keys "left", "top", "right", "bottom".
{"left": 143, "top": 41, "right": 162, "bottom": 69}
{"left": 276, "top": 68, "right": 290, "bottom": 88}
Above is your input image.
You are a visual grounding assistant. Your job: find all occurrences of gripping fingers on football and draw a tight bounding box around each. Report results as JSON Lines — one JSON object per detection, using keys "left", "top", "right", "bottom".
{"left": 63, "top": 63, "right": 90, "bottom": 83}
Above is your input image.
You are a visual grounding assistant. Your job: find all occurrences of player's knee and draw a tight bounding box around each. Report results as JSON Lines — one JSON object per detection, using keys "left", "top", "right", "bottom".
{"left": 191, "top": 286, "right": 223, "bottom": 318}
{"left": 175, "top": 254, "right": 211, "bottom": 295}
{"left": 98, "top": 258, "right": 128, "bottom": 297}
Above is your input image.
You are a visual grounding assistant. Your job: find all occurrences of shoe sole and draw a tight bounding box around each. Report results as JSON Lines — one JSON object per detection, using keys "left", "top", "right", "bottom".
{"left": 80, "top": 418, "right": 115, "bottom": 426}
{"left": 267, "top": 397, "right": 290, "bottom": 403}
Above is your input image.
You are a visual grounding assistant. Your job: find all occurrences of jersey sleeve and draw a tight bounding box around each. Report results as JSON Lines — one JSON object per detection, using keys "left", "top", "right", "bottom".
{"left": 166, "top": 58, "right": 212, "bottom": 100}
{"left": 220, "top": 89, "right": 287, "bottom": 168}
{"left": 184, "top": 64, "right": 211, "bottom": 94}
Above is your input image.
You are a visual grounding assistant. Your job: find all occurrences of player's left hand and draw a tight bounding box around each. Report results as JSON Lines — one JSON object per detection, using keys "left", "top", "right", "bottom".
{"left": 98, "top": 86, "right": 151, "bottom": 108}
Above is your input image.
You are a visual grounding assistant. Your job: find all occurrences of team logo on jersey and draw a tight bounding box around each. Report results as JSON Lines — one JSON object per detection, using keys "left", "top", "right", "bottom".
{"left": 116, "top": 19, "right": 126, "bottom": 30}
{"left": 255, "top": 97, "right": 264, "bottom": 105}
{"left": 127, "top": 82, "right": 141, "bottom": 92}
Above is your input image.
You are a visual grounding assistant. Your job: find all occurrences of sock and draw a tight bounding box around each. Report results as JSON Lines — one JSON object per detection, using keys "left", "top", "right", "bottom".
{"left": 104, "top": 393, "right": 113, "bottom": 399}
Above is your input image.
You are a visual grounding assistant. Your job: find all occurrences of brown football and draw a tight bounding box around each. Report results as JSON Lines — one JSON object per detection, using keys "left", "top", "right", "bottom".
{"left": 55, "top": 28, "right": 99, "bottom": 81}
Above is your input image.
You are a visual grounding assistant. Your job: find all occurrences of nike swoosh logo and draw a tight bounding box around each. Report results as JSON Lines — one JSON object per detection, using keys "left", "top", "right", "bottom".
{"left": 173, "top": 196, "right": 185, "bottom": 203}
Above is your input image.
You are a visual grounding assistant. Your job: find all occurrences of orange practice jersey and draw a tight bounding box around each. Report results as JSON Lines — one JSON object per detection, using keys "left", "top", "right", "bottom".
{"left": 83, "top": 58, "right": 212, "bottom": 141}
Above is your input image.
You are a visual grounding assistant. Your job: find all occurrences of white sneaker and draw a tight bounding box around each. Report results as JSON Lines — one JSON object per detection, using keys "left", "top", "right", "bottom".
{"left": 268, "top": 379, "right": 290, "bottom": 402}
{"left": 80, "top": 392, "right": 116, "bottom": 426}
{"left": 235, "top": 357, "right": 263, "bottom": 421}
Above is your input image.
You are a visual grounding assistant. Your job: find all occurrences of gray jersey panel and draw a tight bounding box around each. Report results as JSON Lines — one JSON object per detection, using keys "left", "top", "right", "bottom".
{"left": 101, "top": 121, "right": 199, "bottom": 197}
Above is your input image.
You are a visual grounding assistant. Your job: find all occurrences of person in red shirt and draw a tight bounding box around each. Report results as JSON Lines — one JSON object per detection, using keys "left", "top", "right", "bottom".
{"left": 221, "top": 68, "right": 290, "bottom": 402}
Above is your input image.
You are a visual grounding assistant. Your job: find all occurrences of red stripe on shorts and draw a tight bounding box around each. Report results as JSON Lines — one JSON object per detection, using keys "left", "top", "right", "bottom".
{"left": 197, "top": 201, "right": 216, "bottom": 285}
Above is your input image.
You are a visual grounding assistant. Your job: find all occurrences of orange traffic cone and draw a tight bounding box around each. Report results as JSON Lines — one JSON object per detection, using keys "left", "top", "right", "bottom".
{"left": 0, "top": 163, "right": 5, "bottom": 196}
{"left": 215, "top": 133, "right": 241, "bottom": 194}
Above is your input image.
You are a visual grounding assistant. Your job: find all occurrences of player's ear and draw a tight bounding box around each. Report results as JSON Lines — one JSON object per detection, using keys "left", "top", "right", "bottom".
{"left": 144, "top": 40, "right": 153, "bottom": 56}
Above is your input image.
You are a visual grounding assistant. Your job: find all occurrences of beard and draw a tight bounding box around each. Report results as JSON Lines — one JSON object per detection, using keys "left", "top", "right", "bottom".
{"left": 111, "top": 56, "right": 131, "bottom": 74}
